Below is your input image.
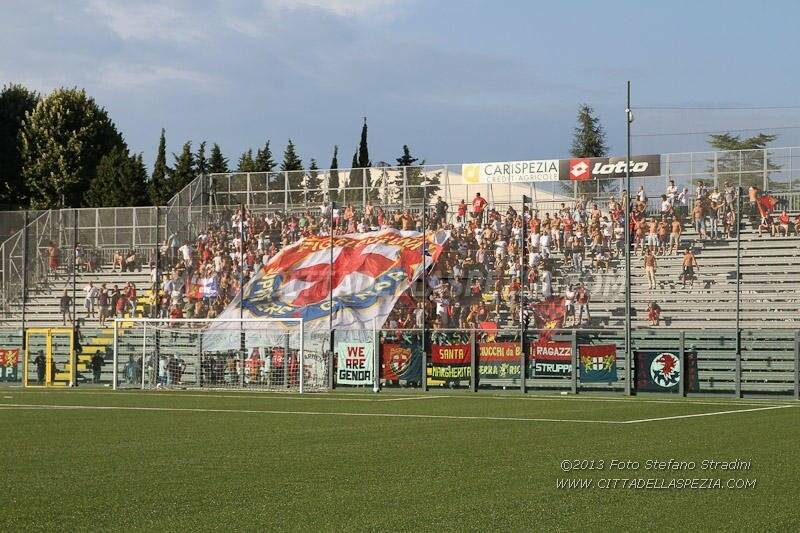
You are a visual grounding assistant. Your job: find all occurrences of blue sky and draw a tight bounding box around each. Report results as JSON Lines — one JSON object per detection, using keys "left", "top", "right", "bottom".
{"left": 3, "top": 0, "right": 800, "bottom": 170}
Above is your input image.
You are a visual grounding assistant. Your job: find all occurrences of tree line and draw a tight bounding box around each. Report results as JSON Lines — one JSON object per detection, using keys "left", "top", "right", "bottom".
{"left": 0, "top": 84, "right": 778, "bottom": 210}
{"left": 0, "top": 86, "right": 435, "bottom": 209}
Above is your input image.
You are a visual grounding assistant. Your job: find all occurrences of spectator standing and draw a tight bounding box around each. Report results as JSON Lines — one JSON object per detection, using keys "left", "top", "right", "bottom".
{"left": 647, "top": 302, "right": 662, "bottom": 326}
{"left": 98, "top": 283, "right": 109, "bottom": 327}
{"left": 564, "top": 284, "right": 576, "bottom": 326}
{"left": 84, "top": 281, "right": 98, "bottom": 319}
{"left": 59, "top": 289, "right": 72, "bottom": 325}
{"left": 680, "top": 248, "right": 699, "bottom": 289}
{"left": 47, "top": 242, "right": 60, "bottom": 280}
{"left": 472, "top": 192, "right": 487, "bottom": 226}
{"left": 126, "top": 282, "right": 138, "bottom": 317}
{"left": 693, "top": 201, "right": 707, "bottom": 240}
{"left": 677, "top": 187, "right": 689, "bottom": 221}
{"left": 575, "top": 283, "right": 591, "bottom": 325}
{"left": 90, "top": 351, "right": 104, "bottom": 384}
{"left": 668, "top": 217, "right": 682, "bottom": 255}
{"left": 643, "top": 249, "right": 657, "bottom": 290}
{"left": 666, "top": 180, "right": 678, "bottom": 205}
{"left": 540, "top": 266, "right": 552, "bottom": 299}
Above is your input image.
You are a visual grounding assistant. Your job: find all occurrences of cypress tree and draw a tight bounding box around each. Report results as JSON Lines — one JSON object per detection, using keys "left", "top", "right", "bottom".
{"left": 329, "top": 145, "right": 340, "bottom": 204}
{"left": 170, "top": 141, "right": 195, "bottom": 195}
{"left": 149, "top": 128, "right": 170, "bottom": 205}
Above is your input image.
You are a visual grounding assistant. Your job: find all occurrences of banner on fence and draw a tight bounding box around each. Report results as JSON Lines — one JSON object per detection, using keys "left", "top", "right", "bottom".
{"left": 0, "top": 348, "right": 19, "bottom": 382}
{"left": 429, "top": 344, "right": 471, "bottom": 384}
{"left": 461, "top": 160, "right": 560, "bottom": 184}
{"left": 381, "top": 341, "right": 422, "bottom": 382}
{"left": 336, "top": 342, "right": 374, "bottom": 385}
{"left": 635, "top": 351, "right": 698, "bottom": 392}
{"left": 579, "top": 344, "right": 618, "bottom": 383}
{"left": 478, "top": 342, "right": 521, "bottom": 380}
{"left": 531, "top": 340, "right": 572, "bottom": 377}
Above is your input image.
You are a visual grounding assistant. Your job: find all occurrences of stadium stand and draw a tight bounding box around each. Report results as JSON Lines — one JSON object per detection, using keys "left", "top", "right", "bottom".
{"left": 1, "top": 148, "right": 798, "bottom": 393}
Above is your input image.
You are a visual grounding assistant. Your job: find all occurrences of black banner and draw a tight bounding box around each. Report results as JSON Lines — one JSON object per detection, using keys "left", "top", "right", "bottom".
{"left": 559, "top": 154, "right": 661, "bottom": 181}
{"left": 635, "top": 351, "right": 698, "bottom": 392}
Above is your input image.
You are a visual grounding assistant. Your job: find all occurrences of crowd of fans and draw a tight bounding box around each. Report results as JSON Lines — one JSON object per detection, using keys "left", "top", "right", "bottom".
{"left": 46, "top": 179, "right": 798, "bottom": 332}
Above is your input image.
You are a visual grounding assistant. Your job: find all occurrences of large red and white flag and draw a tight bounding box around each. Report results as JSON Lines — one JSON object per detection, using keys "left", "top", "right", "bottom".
{"left": 216, "top": 228, "right": 448, "bottom": 331}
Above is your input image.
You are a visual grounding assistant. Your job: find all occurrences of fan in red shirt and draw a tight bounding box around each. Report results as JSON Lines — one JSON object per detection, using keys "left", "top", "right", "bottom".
{"left": 777, "top": 210, "right": 791, "bottom": 237}
{"left": 472, "top": 192, "right": 488, "bottom": 225}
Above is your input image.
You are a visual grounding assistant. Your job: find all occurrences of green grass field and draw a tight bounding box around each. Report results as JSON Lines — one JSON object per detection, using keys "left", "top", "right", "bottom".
{"left": 1, "top": 388, "right": 798, "bottom": 532}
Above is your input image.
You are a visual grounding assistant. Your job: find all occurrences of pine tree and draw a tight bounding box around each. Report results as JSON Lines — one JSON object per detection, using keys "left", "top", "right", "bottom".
{"left": 170, "top": 141, "right": 195, "bottom": 195}
{"left": 208, "top": 143, "right": 229, "bottom": 173}
{"left": 0, "top": 84, "right": 39, "bottom": 207}
{"left": 281, "top": 139, "right": 304, "bottom": 205}
{"left": 149, "top": 128, "right": 170, "bottom": 205}
{"left": 569, "top": 104, "right": 608, "bottom": 196}
{"left": 86, "top": 146, "right": 149, "bottom": 207}
{"left": 236, "top": 149, "right": 256, "bottom": 172}
{"left": 20, "top": 87, "right": 127, "bottom": 208}
{"left": 195, "top": 141, "right": 208, "bottom": 176}
{"left": 254, "top": 140, "right": 275, "bottom": 172}
{"left": 329, "top": 145, "right": 340, "bottom": 204}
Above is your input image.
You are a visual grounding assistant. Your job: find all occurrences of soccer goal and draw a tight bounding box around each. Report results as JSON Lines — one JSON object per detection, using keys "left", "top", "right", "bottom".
{"left": 111, "top": 318, "right": 330, "bottom": 393}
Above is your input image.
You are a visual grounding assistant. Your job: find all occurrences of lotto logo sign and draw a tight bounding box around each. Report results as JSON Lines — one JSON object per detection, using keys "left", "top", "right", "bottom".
{"left": 569, "top": 159, "right": 591, "bottom": 181}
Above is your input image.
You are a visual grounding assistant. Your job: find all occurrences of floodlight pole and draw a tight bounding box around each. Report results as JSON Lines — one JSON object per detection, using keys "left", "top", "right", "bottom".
{"left": 624, "top": 81, "right": 633, "bottom": 396}
{"left": 421, "top": 184, "right": 428, "bottom": 392}
{"left": 520, "top": 195, "right": 529, "bottom": 394}
{"left": 328, "top": 201, "right": 336, "bottom": 389}
{"left": 239, "top": 204, "right": 245, "bottom": 388}
{"left": 21, "top": 210, "right": 28, "bottom": 341}
{"left": 735, "top": 187, "right": 742, "bottom": 397}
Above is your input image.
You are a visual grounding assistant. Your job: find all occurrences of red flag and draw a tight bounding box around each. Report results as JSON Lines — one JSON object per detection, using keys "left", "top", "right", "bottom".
{"left": 757, "top": 195, "right": 777, "bottom": 215}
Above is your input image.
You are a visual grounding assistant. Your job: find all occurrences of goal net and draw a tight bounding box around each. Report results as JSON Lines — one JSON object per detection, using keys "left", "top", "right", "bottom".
{"left": 111, "top": 318, "right": 330, "bottom": 393}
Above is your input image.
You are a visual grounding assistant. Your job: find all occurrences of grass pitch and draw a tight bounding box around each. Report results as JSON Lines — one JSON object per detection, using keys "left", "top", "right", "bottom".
{"left": 1, "top": 388, "right": 798, "bottom": 532}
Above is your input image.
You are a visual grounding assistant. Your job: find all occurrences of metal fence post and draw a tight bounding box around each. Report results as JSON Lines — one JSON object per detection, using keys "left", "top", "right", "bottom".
{"left": 421, "top": 182, "right": 428, "bottom": 392}
{"left": 470, "top": 329, "right": 477, "bottom": 392}
{"left": 794, "top": 331, "right": 799, "bottom": 401}
{"left": 373, "top": 321, "right": 381, "bottom": 393}
{"left": 21, "top": 210, "right": 28, "bottom": 337}
{"left": 679, "top": 331, "right": 686, "bottom": 397}
{"left": 571, "top": 330, "right": 578, "bottom": 395}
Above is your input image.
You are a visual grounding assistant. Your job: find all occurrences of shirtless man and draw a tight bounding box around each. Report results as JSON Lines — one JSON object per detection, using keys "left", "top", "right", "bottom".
{"left": 668, "top": 217, "right": 682, "bottom": 255}
{"left": 680, "top": 248, "right": 699, "bottom": 289}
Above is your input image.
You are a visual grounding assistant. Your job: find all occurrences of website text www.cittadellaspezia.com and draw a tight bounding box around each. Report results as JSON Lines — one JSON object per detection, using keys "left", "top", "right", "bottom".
{"left": 556, "top": 478, "right": 757, "bottom": 490}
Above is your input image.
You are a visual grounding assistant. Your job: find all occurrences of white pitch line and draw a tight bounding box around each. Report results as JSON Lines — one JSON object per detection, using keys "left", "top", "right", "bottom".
{"left": 375, "top": 396, "right": 443, "bottom": 402}
{"left": 0, "top": 403, "right": 622, "bottom": 424}
{"left": 11, "top": 389, "right": 792, "bottom": 408}
{"left": 623, "top": 404, "right": 795, "bottom": 424}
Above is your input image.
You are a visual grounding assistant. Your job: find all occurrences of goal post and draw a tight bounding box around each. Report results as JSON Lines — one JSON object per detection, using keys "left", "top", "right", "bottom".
{"left": 112, "top": 317, "right": 329, "bottom": 393}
